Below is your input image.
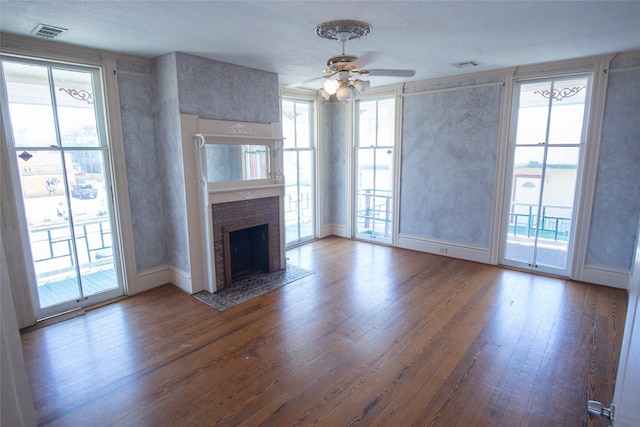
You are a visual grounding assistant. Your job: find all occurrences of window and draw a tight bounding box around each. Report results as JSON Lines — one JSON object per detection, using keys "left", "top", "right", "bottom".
{"left": 282, "top": 97, "right": 316, "bottom": 245}
{"left": 354, "top": 97, "right": 396, "bottom": 243}
{"left": 501, "top": 74, "right": 591, "bottom": 275}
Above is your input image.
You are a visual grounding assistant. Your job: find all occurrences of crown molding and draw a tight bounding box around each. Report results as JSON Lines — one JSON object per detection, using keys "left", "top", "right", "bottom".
{"left": 403, "top": 67, "right": 512, "bottom": 91}
{"left": 513, "top": 52, "right": 617, "bottom": 78}
{"left": 0, "top": 32, "right": 150, "bottom": 67}
{"left": 0, "top": 32, "right": 104, "bottom": 64}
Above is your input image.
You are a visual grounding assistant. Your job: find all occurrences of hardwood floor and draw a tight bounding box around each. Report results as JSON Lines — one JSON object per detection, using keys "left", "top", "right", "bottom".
{"left": 21, "top": 237, "right": 627, "bottom": 426}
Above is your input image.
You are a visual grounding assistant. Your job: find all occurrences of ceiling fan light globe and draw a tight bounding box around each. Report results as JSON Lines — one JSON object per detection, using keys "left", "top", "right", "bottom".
{"left": 323, "top": 79, "right": 339, "bottom": 95}
{"left": 354, "top": 79, "right": 370, "bottom": 93}
{"left": 336, "top": 85, "right": 353, "bottom": 101}
{"left": 319, "top": 88, "right": 331, "bottom": 100}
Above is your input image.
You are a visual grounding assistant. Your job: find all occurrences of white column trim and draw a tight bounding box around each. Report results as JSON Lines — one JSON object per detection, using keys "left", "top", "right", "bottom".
{"left": 100, "top": 53, "right": 139, "bottom": 295}
{"left": 489, "top": 69, "right": 516, "bottom": 265}
{"left": 572, "top": 58, "right": 612, "bottom": 282}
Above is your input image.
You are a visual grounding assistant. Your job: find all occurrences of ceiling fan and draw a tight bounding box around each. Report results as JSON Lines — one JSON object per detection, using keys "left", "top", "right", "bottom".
{"left": 294, "top": 20, "right": 415, "bottom": 101}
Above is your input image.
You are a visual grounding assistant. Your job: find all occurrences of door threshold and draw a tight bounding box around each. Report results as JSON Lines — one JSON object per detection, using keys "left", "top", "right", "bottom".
{"left": 21, "top": 295, "right": 129, "bottom": 332}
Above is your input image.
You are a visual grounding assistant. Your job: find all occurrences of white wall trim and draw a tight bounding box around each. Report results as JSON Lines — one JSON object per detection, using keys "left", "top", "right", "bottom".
{"left": 345, "top": 98, "right": 354, "bottom": 239}
{"left": 324, "top": 224, "right": 348, "bottom": 238}
{"left": 135, "top": 264, "right": 195, "bottom": 294}
{"left": 136, "top": 265, "right": 172, "bottom": 293}
{"left": 580, "top": 264, "right": 629, "bottom": 289}
{"left": 179, "top": 114, "right": 201, "bottom": 294}
{"left": 570, "top": 59, "right": 611, "bottom": 281}
{"left": 100, "top": 54, "right": 139, "bottom": 298}
{"left": 402, "top": 80, "right": 504, "bottom": 97}
{"left": 514, "top": 53, "right": 616, "bottom": 78}
{"left": 490, "top": 71, "right": 514, "bottom": 265}
{"left": 392, "top": 87, "right": 403, "bottom": 247}
{"left": 397, "top": 234, "right": 492, "bottom": 264}
{"left": 314, "top": 91, "right": 324, "bottom": 242}
{"left": 169, "top": 265, "right": 193, "bottom": 294}
{"left": 403, "top": 66, "right": 514, "bottom": 91}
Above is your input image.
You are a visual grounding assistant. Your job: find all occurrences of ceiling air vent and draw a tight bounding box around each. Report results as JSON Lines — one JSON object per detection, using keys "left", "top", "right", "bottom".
{"left": 452, "top": 60, "right": 481, "bottom": 69}
{"left": 31, "top": 24, "right": 67, "bottom": 39}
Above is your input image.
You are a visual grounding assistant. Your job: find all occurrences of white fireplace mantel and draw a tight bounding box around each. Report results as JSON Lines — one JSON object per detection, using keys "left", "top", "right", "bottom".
{"left": 180, "top": 114, "right": 286, "bottom": 294}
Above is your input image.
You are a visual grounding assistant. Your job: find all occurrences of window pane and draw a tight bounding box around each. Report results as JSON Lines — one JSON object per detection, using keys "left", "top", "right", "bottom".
{"left": 355, "top": 147, "right": 393, "bottom": 238}
{"left": 376, "top": 98, "right": 395, "bottom": 146}
{"left": 52, "top": 68, "right": 101, "bottom": 148}
{"left": 514, "top": 81, "right": 551, "bottom": 146}
{"left": 505, "top": 146, "right": 544, "bottom": 265}
{"left": 282, "top": 99, "right": 312, "bottom": 149}
{"left": 64, "top": 150, "right": 118, "bottom": 297}
{"left": 284, "top": 151, "right": 300, "bottom": 241}
{"left": 282, "top": 100, "right": 296, "bottom": 149}
{"left": 547, "top": 77, "right": 588, "bottom": 145}
{"left": 2, "top": 61, "right": 58, "bottom": 147}
{"left": 357, "top": 100, "right": 378, "bottom": 147}
{"left": 282, "top": 97, "right": 315, "bottom": 245}
{"left": 14, "top": 150, "right": 82, "bottom": 307}
{"left": 295, "top": 102, "right": 311, "bottom": 148}
{"left": 297, "top": 150, "right": 314, "bottom": 240}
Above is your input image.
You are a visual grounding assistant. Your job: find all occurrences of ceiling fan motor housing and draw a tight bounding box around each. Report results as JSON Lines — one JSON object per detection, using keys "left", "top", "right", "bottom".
{"left": 326, "top": 54, "right": 359, "bottom": 71}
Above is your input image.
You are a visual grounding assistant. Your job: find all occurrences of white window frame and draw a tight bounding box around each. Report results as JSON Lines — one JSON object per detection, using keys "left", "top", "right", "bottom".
{"left": 0, "top": 35, "right": 136, "bottom": 327}
{"left": 351, "top": 86, "right": 403, "bottom": 246}
{"left": 490, "top": 55, "right": 613, "bottom": 280}
{"left": 279, "top": 87, "right": 321, "bottom": 245}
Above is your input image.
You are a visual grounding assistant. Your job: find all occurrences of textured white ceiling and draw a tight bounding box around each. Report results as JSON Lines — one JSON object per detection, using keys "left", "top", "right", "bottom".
{"left": 1, "top": 1, "right": 639, "bottom": 89}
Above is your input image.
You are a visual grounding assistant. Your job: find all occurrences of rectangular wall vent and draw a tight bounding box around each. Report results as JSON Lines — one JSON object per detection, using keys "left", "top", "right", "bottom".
{"left": 453, "top": 60, "right": 481, "bottom": 68}
{"left": 31, "top": 24, "right": 67, "bottom": 39}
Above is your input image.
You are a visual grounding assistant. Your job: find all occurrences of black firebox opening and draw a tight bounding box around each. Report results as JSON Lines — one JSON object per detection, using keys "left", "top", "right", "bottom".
{"left": 229, "top": 224, "right": 269, "bottom": 280}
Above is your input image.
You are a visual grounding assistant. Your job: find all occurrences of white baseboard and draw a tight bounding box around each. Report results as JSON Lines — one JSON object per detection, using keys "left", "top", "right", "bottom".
{"left": 397, "top": 234, "right": 492, "bottom": 264}
{"left": 579, "top": 264, "right": 629, "bottom": 289}
{"left": 135, "top": 265, "right": 171, "bottom": 294}
{"left": 323, "top": 224, "right": 348, "bottom": 238}
{"left": 134, "top": 264, "right": 194, "bottom": 294}
{"left": 169, "top": 266, "right": 193, "bottom": 293}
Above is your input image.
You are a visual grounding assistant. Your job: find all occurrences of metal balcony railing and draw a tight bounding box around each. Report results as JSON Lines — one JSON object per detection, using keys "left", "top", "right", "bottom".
{"left": 29, "top": 219, "right": 113, "bottom": 279}
{"left": 508, "top": 205, "right": 571, "bottom": 241}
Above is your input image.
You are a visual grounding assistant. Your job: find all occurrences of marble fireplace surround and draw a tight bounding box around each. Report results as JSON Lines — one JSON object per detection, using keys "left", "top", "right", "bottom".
{"left": 187, "top": 115, "right": 286, "bottom": 293}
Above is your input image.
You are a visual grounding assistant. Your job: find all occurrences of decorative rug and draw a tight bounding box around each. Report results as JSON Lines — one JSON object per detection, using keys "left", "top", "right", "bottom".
{"left": 192, "top": 264, "right": 313, "bottom": 311}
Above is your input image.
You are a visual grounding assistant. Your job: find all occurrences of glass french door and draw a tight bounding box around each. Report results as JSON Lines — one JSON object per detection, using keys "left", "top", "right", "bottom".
{"left": 1, "top": 57, "right": 124, "bottom": 319}
{"left": 354, "top": 97, "right": 396, "bottom": 244}
{"left": 281, "top": 98, "right": 315, "bottom": 246}
{"left": 501, "top": 74, "right": 591, "bottom": 275}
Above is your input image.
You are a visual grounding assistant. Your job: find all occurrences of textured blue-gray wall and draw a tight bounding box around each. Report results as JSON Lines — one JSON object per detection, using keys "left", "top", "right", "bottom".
{"left": 322, "top": 101, "right": 348, "bottom": 227}
{"left": 117, "top": 59, "right": 167, "bottom": 271}
{"left": 586, "top": 62, "right": 640, "bottom": 269}
{"left": 175, "top": 52, "right": 279, "bottom": 124}
{"left": 152, "top": 53, "right": 189, "bottom": 272}
{"left": 146, "top": 52, "right": 279, "bottom": 274}
{"left": 400, "top": 81, "right": 502, "bottom": 247}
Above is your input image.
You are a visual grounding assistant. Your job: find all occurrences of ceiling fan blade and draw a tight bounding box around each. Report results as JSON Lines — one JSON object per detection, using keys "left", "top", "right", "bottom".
{"left": 351, "top": 51, "right": 377, "bottom": 69}
{"left": 364, "top": 69, "right": 416, "bottom": 78}
{"left": 287, "top": 75, "right": 324, "bottom": 88}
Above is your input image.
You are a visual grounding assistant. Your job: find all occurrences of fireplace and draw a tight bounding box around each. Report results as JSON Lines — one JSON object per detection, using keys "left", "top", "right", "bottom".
{"left": 225, "top": 223, "right": 269, "bottom": 285}
{"left": 188, "top": 117, "right": 285, "bottom": 294}
{"left": 212, "top": 196, "right": 281, "bottom": 290}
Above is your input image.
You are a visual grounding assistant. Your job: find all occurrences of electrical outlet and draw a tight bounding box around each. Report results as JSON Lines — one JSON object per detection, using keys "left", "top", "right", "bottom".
{"left": 439, "top": 247, "right": 448, "bottom": 254}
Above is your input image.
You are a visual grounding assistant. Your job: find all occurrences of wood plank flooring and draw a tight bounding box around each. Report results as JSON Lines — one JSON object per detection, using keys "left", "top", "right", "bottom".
{"left": 20, "top": 237, "right": 627, "bottom": 426}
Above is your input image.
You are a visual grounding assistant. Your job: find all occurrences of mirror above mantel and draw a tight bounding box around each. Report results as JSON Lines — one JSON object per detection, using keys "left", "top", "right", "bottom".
{"left": 203, "top": 143, "right": 271, "bottom": 183}
{"left": 194, "top": 120, "right": 284, "bottom": 191}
